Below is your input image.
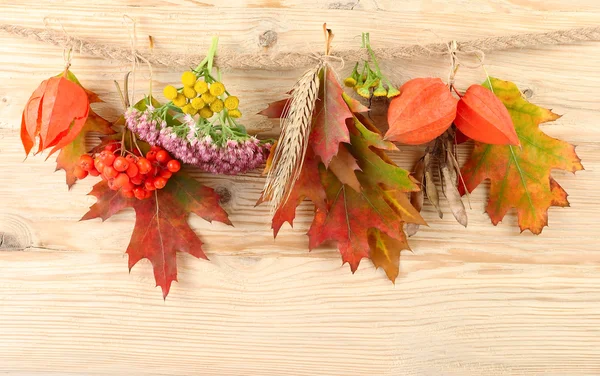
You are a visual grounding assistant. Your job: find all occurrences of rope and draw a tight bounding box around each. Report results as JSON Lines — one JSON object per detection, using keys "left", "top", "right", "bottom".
{"left": 1, "top": 24, "right": 599, "bottom": 70}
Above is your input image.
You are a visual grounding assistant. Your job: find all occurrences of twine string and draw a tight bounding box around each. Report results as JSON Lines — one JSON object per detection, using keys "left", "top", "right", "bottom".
{"left": 1, "top": 24, "right": 599, "bottom": 71}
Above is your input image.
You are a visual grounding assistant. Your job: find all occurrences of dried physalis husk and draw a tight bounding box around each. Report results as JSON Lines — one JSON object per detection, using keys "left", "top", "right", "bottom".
{"left": 406, "top": 158, "right": 425, "bottom": 237}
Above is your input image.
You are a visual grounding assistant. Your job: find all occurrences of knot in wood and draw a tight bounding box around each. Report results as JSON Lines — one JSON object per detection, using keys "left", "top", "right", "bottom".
{"left": 215, "top": 186, "right": 232, "bottom": 205}
{"left": 0, "top": 214, "right": 33, "bottom": 251}
{"left": 258, "top": 30, "right": 278, "bottom": 48}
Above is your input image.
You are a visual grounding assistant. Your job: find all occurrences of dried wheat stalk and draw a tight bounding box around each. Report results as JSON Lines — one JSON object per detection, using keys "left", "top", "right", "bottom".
{"left": 263, "top": 63, "right": 322, "bottom": 213}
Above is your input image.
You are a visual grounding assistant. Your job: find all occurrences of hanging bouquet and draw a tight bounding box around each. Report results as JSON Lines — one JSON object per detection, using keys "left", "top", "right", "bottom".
{"left": 19, "top": 37, "right": 272, "bottom": 298}
{"left": 126, "top": 37, "right": 271, "bottom": 175}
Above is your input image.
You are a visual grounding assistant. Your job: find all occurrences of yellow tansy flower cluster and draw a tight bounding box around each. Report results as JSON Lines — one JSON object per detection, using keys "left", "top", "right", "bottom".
{"left": 162, "top": 71, "right": 242, "bottom": 119}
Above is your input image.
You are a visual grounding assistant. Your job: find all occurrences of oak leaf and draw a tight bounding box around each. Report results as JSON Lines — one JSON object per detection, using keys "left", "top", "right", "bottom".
{"left": 460, "top": 78, "right": 583, "bottom": 234}
{"left": 82, "top": 172, "right": 231, "bottom": 298}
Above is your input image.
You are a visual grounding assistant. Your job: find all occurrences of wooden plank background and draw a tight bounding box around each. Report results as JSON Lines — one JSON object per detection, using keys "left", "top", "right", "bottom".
{"left": 1, "top": 1, "right": 599, "bottom": 375}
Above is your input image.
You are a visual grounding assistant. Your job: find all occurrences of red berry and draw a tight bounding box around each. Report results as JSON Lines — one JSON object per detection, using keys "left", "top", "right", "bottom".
{"left": 122, "top": 189, "right": 135, "bottom": 198}
{"left": 144, "top": 179, "right": 156, "bottom": 191}
{"left": 133, "top": 187, "right": 146, "bottom": 200}
{"left": 126, "top": 163, "right": 139, "bottom": 178}
{"left": 121, "top": 181, "right": 135, "bottom": 192}
{"left": 103, "top": 165, "right": 119, "bottom": 179}
{"left": 146, "top": 150, "right": 157, "bottom": 161}
{"left": 151, "top": 145, "right": 162, "bottom": 151}
{"left": 167, "top": 159, "right": 181, "bottom": 173}
{"left": 156, "top": 150, "right": 171, "bottom": 163}
{"left": 125, "top": 154, "right": 137, "bottom": 163}
{"left": 73, "top": 166, "right": 88, "bottom": 179}
{"left": 137, "top": 158, "right": 152, "bottom": 174}
{"left": 104, "top": 143, "right": 118, "bottom": 152}
{"left": 113, "top": 156, "right": 129, "bottom": 172}
{"left": 145, "top": 190, "right": 153, "bottom": 199}
{"left": 113, "top": 173, "right": 130, "bottom": 188}
{"left": 121, "top": 189, "right": 134, "bottom": 198}
{"left": 94, "top": 158, "right": 105, "bottom": 173}
{"left": 88, "top": 167, "right": 100, "bottom": 177}
{"left": 107, "top": 179, "right": 119, "bottom": 191}
{"left": 99, "top": 150, "right": 116, "bottom": 166}
{"left": 79, "top": 155, "right": 94, "bottom": 171}
{"left": 159, "top": 169, "right": 172, "bottom": 179}
{"left": 130, "top": 174, "right": 144, "bottom": 185}
{"left": 153, "top": 177, "right": 167, "bottom": 189}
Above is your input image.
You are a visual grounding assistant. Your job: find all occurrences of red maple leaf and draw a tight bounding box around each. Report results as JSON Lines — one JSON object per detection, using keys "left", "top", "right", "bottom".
{"left": 82, "top": 172, "right": 231, "bottom": 298}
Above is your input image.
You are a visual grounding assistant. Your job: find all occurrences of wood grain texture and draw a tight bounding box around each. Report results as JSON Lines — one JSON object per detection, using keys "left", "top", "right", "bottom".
{"left": 1, "top": 1, "right": 600, "bottom": 375}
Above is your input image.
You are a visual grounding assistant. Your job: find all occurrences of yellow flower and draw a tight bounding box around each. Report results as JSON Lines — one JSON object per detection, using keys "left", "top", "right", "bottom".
{"left": 387, "top": 86, "right": 401, "bottom": 98}
{"left": 356, "top": 86, "right": 371, "bottom": 99}
{"left": 182, "top": 104, "right": 197, "bottom": 115}
{"left": 172, "top": 93, "right": 187, "bottom": 107}
{"left": 201, "top": 92, "right": 216, "bottom": 104}
{"left": 163, "top": 85, "right": 178, "bottom": 100}
{"left": 191, "top": 97, "right": 205, "bottom": 110}
{"left": 194, "top": 80, "right": 208, "bottom": 95}
{"left": 224, "top": 96, "right": 239, "bottom": 110}
{"left": 373, "top": 82, "right": 387, "bottom": 97}
{"left": 209, "top": 81, "right": 226, "bottom": 96}
{"left": 228, "top": 109, "right": 242, "bottom": 118}
{"left": 343, "top": 77, "right": 357, "bottom": 88}
{"left": 181, "top": 71, "right": 197, "bottom": 87}
{"left": 210, "top": 99, "right": 224, "bottom": 113}
{"left": 199, "top": 106, "right": 214, "bottom": 119}
{"left": 183, "top": 87, "right": 197, "bottom": 99}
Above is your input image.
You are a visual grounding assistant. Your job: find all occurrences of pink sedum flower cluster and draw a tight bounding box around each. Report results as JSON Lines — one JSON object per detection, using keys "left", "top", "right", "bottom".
{"left": 125, "top": 108, "right": 271, "bottom": 175}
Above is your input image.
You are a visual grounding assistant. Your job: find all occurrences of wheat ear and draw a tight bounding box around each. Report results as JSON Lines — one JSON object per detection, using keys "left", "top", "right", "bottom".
{"left": 263, "top": 64, "right": 322, "bottom": 214}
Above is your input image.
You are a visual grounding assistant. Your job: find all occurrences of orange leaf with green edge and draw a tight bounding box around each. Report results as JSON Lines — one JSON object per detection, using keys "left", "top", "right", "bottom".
{"left": 81, "top": 171, "right": 231, "bottom": 298}
{"left": 21, "top": 71, "right": 90, "bottom": 156}
{"left": 55, "top": 109, "right": 114, "bottom": 188}
{"left": 460, "top": 78, "right": 583, "bottom": 234}
{"left": 455, "top": 84, "right": 519, "bottom": 145}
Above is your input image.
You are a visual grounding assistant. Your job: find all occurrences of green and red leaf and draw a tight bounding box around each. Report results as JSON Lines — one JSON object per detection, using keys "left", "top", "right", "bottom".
{"left": 460, "top": 78, "right": 583, "bottom": 234}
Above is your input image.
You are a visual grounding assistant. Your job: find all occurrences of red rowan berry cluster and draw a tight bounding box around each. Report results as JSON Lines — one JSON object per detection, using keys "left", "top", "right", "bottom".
{"left": 73, "top": 143, "right": 181, "bottom": 200}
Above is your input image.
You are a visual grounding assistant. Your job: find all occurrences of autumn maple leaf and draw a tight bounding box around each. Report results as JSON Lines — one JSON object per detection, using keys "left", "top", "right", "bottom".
{"left": 82, "top": 172, "right": 231, "bottom": 298}
{"left": 260, "top": 66, "right": 422, "bottom": 280}
{"left": 308, "top": 113, "right": 425, "bottom": 275}
{"left": 460, "top": 78, "right": 583, "bottom": 234}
